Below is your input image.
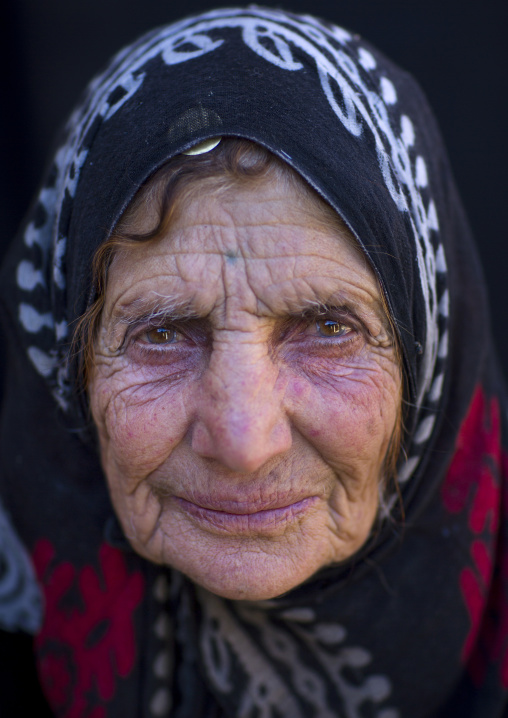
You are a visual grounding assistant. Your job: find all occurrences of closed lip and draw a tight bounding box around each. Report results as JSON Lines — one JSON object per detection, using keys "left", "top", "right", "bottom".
{"left": 174, "top": 495, "right": 318, "bottom": 533}
{"left": 175, "top": 492, "right": 317, "bottom": 515}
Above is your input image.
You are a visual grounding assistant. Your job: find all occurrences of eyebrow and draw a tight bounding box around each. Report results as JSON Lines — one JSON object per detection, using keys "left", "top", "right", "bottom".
{"left": 111, "top": 295, "right": 201, "bottom": 327}
{"left": 110, "top": 288, "right": 389, "bottom": 336}
{"left": 268, "top": 287, "right": 389, "bottom": 327}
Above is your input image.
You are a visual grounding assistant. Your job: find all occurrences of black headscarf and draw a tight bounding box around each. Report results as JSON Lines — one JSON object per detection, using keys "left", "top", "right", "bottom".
{"left": 1, "top": 7, "right": 507, "bottom": 717}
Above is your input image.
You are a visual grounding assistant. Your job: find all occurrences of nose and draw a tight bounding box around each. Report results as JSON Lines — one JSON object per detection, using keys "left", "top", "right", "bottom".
{"left": 191, "top": 347, "right": 292, "bottom": 473}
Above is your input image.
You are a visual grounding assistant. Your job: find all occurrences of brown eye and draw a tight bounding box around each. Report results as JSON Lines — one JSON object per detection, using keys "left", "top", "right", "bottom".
{"left": 315, "top": 319, "right": 351, "bottom": 338}
{"left": 145, "top": 327, "right": 179, "bottom": 344}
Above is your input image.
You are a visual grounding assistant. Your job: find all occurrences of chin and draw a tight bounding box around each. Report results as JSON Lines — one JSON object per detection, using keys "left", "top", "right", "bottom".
{"left": 179, "top": 559, "right": 309, "bottom": 601}
{"left": 156, "top": 535, "right": 332, "bottom": 601}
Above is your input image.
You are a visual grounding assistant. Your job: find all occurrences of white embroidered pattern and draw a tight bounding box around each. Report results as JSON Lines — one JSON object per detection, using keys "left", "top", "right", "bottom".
{"left": 150, "top": 572, "right": 173, "bottom": 717}
{"left": 198, "top": 589, "right": 399, "bottom": 717}
{"left": 0, "top": 498, "right": 42, "bottom": 633}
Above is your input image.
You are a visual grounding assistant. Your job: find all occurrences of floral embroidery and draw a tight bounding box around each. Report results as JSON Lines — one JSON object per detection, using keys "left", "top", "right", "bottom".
{"left": 33, "top": 539, "right": 144, "bottom": 717}
{"left": 441, "top": 385, "right": 507, "bottom": 686}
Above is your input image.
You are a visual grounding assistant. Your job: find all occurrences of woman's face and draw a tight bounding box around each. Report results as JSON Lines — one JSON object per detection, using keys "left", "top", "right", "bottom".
{"left": 90, "top": 174, "right": 401, "bottom": 600}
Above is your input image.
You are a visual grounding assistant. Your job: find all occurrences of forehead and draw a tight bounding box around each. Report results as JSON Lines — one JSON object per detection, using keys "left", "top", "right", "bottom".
{"left": 106, "top": 175, "right": 382, "bottom": 319}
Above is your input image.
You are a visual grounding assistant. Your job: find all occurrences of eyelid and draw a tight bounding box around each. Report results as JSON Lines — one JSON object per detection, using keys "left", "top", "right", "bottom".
{"left": 297, "top": 305, "right": 358, "bottom": 327}
{"left": 308, "top": 320, "right": 356, "bottom": 342}
{"left": 312, "top": 318, "right": 354, "bottom": 338}
{"left": 275, "top": 310, "right": 355, "bottom": 347}
{"left": 138, "top": 319, "right": 183, "bottom": 340}
{"left": 130, "top": 316, "right": 210, "bottom": 351}
{"left": 117, "top": 307, "right": 366, "bottom": 351}
{"left": 114, "top": 316, "right": 181, "bottom": 352}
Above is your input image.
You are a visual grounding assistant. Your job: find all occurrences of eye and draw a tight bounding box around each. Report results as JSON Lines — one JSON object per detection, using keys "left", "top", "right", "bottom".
{"left": 144, "top": 326, "right": 181, "bottom": 344}
{"left": 315, "top": 319, "right": 352, "bottom": 338}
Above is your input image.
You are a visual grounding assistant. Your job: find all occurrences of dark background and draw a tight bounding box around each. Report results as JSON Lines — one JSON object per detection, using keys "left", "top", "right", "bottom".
{"left": 0, "top": 2, "right": 506, "bottom": 711}
{"left": 2, "top": 0, "right": 507, "bottom": 371}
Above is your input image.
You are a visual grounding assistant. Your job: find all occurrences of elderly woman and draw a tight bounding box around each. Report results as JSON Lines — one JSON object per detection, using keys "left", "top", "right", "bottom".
{"left": 1, "top": 7, "right": 507, "bottom": 718}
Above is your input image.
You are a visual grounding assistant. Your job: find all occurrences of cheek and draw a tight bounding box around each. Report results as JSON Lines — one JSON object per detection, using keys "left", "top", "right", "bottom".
{"left": 90, "top": 371, "right": 191, "bottom": 481}
{"left": 292, "top": 355, "right": 400, "bottom": 466}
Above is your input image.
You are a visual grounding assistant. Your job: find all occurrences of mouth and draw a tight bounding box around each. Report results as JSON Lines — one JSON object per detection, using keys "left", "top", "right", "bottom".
{"left": 174, "top": 495, "right": 318, "bottom": 535}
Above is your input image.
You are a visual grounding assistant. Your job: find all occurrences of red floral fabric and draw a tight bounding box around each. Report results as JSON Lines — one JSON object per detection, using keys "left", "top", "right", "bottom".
{"left": 441, "top": 385, "right": 508, "bottom": 688}
{"left": 32, "top": 540, "right": 144, "bottom": 717}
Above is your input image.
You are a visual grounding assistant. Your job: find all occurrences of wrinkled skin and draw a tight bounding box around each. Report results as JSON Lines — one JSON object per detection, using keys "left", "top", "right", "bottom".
{"left": 89, "top": 175, "right": 401, "bottom": 601}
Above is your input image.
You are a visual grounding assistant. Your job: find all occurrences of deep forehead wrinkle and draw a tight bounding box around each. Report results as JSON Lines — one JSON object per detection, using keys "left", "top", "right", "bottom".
{"left": 105, "top": 181, "right": 390, "bottom": 332}
{"left": 167, "top": 228, "right": 356, "bottom": 261}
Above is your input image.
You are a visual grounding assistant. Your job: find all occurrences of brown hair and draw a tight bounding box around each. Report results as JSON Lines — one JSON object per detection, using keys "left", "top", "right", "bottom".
{"left": 73, "top": 137, "right": 403, "bottom": 500}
